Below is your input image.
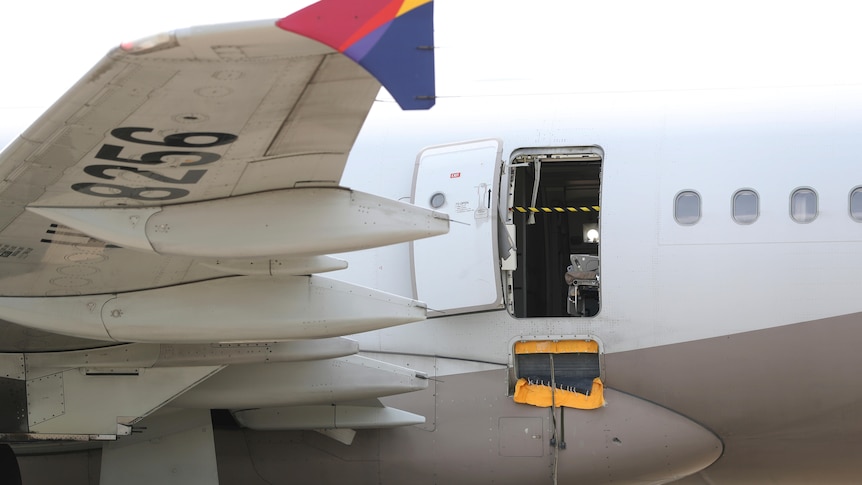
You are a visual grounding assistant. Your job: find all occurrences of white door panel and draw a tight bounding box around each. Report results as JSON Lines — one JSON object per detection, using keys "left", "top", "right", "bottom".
{"left": 411, "top": 139, "right": 503, "bottom": 314}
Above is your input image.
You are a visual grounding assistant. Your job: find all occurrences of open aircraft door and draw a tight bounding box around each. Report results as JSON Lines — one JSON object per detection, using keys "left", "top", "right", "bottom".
{"left": 411, "top": 139, "right": 505, "bottom": 315}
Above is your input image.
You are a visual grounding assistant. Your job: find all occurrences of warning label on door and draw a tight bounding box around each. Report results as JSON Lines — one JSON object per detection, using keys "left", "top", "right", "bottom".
{"left": 455, "top": 202, "right": 472, "bottom": 213}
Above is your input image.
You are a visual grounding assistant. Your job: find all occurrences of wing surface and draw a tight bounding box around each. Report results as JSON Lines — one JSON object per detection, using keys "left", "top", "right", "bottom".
{"left": 0, "top": 1, "right": 440, "bottom": 349}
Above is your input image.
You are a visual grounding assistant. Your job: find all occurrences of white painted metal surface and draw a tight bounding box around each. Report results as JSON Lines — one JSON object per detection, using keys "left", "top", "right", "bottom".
{"left": 233, "top": 403, "right": 424, "bottom": 430}
{"left": 29, "top": 188, "right": 449, "bottom": 258}
{"left": 101, "top": 409, "right": 219, "bottom": 485}
{"left": 23, "top": 339, "right": 359, "bottom": 370}
{"left": 199, "top": 255, "right": 348, "bottom": 276}
{"left": 173, "top": 354, "right": 427, "bottom": 409}
{"left": 411, "top": 139, "right": 503, "bottom": 313}
{"left": 0, "top": 276, "right": 427, "bottom": 342}
{"left": 24, "top": 365, "right": 220, "bottom": 435}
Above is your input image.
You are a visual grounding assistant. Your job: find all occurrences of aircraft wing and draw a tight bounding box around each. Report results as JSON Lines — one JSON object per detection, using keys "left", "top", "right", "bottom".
{"left": 0, "top": 0, "right": 443, "bottom": 350}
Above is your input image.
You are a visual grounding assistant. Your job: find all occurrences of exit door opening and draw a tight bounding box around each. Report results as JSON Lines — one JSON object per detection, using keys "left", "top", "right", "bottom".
{"left": 504, "top": 147, "right": 602, "bottom": 318}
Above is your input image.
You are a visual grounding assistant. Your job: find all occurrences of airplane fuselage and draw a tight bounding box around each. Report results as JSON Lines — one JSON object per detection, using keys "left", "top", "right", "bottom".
{"left": 191, "top": 84, "right": 862, "bottom": 483}
{"left": 5, "top": 1, "right": 862, "bottom": 482}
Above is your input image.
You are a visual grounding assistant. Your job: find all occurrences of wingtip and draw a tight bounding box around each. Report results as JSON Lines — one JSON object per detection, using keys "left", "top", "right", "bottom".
{"left": 277, "top": 0, "right": 435, "bottom": 110}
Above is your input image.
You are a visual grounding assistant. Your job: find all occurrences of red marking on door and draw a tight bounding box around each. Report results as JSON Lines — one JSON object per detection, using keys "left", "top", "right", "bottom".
{"left": 450, "top": 172, "right": 461, "bottom": 178}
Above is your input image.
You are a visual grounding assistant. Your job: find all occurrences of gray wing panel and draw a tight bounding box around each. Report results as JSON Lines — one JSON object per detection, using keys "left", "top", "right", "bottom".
{"left": 0, "top": 21, "right": 381, "bottom": 350}
{"left": 0, "top": 20, "right": 380, "bottom": 300}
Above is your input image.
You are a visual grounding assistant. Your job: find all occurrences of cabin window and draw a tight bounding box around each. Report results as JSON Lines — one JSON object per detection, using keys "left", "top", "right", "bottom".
{"left": 732, "top": 189, "right": 759, "bottom": 224}
{"left": 505, "top": 147, "right": 602, "bottom": 318}
{"left": 674, "top": 191, "right": 701, "bottom": 225}
{"left": 790, "top": 188, "right": 817, "bottom": 223}
{"left": 850, "top": 187, "right": 862, "bottom": 221}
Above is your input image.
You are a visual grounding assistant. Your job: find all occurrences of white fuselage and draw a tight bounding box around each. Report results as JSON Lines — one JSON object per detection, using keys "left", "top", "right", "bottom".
{"left": 333, "top": 84, "right": 862, "bottom": 358}
{"left": 7, "top": 2, "right": 862, "bottom": 483}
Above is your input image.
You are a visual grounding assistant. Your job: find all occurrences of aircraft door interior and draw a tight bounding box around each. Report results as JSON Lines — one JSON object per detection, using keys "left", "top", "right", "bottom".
{"left": 505, "top": 147, "right": 602, "bottom": 318}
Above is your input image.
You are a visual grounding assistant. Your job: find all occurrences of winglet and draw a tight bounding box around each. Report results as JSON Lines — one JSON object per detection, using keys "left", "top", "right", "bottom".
{"left": 277, "top": 0, "right": 435, "bottom": 110}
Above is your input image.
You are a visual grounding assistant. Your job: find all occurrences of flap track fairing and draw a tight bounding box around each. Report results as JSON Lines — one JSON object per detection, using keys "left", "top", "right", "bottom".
{"left": 232, "top": 403, "right": 424, "bottom": 431}
{"left": 0, "top": 275, "right": 427, "bottom": 343}
{"left": 27, "top": 187, "right": 450, "bottom": 259}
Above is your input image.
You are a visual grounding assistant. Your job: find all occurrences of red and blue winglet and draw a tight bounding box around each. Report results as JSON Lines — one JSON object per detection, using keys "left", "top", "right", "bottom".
{"left": 277, "top": 0, "right": 435, "bottom": 110}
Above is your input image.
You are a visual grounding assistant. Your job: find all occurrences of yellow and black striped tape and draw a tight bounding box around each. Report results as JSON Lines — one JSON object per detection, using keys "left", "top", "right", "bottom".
{"left": 511, "top": 206, "right": 600, "bottom": 213}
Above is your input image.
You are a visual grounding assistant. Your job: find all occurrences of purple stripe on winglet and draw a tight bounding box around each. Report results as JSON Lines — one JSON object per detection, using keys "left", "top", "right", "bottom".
{"left": 344, "top": 20, "right": 393, "bottom": 61}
